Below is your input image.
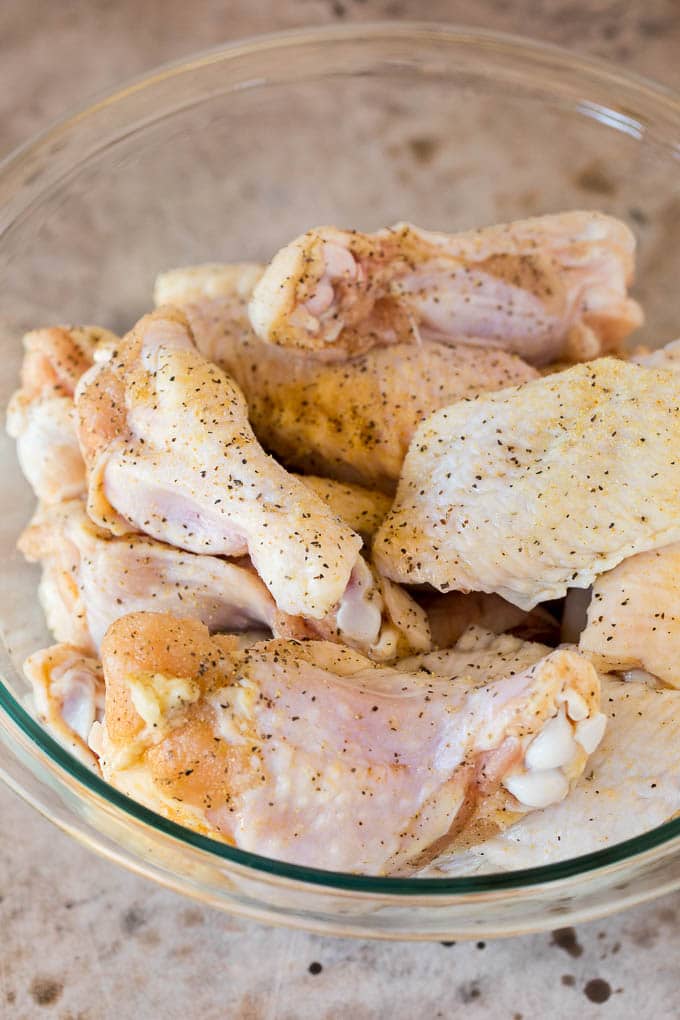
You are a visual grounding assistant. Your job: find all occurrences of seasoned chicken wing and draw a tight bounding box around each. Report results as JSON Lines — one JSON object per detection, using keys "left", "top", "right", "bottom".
{"left": 158, "top": 274, "right": 538, "bottom": 491}
{"left": 6, "top": 325, "right": 117, "bottom": 502}
{"left": 75, "top": 307, "right": 365, "bottom": 619}
{"left": 9, "top": 316, "right": 391, "bottom": 540}
{"left": 24, "top": 643, "right": 104, "bottom": 770}
{"left": 18, "top": 500, "right": 295, "bottom": 651}
{"left": 579, "top": 544, "right": 680, "bottom": 687}
{"left": 375, "top": 359, "right": 680, "bottom": 609}
{"left": 294, "top": 476, "right": 391, "bottom": 543}
{"left": 97, "top": 613, "right": 602, "bottom": 874}
{"left": 430, "top": 676, "right": 680, "bottom": 872}
{"left": 19, "top": 500, "right": 429, "bottom": 662}
{"left": 249, "top": 213, "right": 641, "bottom": 364}
{"left": 73, "top": 308, "right": 430, "bottom": 657}
{"left": 154, "top": 262, "right": 264, "bottom": 307}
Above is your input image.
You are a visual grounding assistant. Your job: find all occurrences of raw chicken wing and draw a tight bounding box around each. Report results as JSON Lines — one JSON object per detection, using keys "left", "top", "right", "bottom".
{"left": 75, "top": 307, "right": 364, "bottom": 619}
{"left": 73, "top": 309, "right": 431, "bottom": 657}
{"left": 18, "top": 500, "right": 297, "bottom": 651}
{"left": 249, "top": 213, "right": 641, "bottom": 364}
{"left": 98, "top": 613, "right": 602, "bottom": 874}
{"left": 158, "top": 272, "right": 538, "bottom": 491}
{"left": 429, "top": 676, "right": 680, "bottom": 872}
{"left": 580, "top": 544, "right": 680, "bottom": 687}
{"left": 24, "top": 643, "right": 104, "bottom": 770}
{"left": 19, "top": 500, "right": 429, "bottom": 662}
{"left": 154, "top": 262, "right": 263, "bottom": 307}
{"left": 6, "top": 325, "right": 117, "bottom": 502}
{"left": 375, "top": 359, "right": 680, "bottom": 609}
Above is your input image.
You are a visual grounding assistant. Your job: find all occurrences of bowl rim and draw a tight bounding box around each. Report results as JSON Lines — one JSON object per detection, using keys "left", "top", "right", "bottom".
{"left": 3, "top": 20, "right": 680, "bottom": 896}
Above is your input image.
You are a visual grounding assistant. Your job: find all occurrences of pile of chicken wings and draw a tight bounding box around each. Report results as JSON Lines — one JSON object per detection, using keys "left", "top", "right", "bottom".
{"left": 9, "top": 210, "right": 680, "bottom": 876}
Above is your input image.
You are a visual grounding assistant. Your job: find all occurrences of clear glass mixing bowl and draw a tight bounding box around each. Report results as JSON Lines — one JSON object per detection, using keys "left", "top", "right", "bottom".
{"left": 2, "top": 23, "right": 680, "bottom": 940}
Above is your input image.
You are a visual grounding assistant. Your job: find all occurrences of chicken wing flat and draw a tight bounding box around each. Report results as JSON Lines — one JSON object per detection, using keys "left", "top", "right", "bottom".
{"left": 375, "top": 358, "right": 680, "bottom": 609}
{"left": 428, "top": 675, "right": 680, "bottom": 873}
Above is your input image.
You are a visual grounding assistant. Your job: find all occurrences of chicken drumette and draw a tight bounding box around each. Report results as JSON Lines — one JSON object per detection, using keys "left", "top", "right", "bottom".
{"left": 74, "top": 308, "right": 429, "bottom": 658}
{"left": 249, "top": 213, "right": 641, "bottom": 363}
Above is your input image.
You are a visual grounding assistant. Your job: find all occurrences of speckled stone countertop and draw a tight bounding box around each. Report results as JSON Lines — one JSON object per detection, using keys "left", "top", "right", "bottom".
{"left": 3, "top": 2, "right": 680, "bottom": 1017}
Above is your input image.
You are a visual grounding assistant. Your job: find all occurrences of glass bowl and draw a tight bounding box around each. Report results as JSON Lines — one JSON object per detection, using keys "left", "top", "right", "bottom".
{"left": 2, "top": 22, "right": 680, "bottom": 940}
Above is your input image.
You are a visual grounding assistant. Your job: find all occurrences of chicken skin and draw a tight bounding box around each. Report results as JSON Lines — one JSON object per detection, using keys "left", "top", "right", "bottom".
{"left": 154, "top": 261, "right": 264, "bottom": 307}
{"left": 375, "top": 359, "right": 680, "bottom": 610}
{"left": 18, "top": 500, "right": 297, "bottom": 652}
{"left": 6, "top": 315, "right": 413, "bottom": 659}
{"left": 579, "top": 544, "right": 680, "bottom": 687}
{"left": 6, "top": 325, "right": 117, "bottom": 502}
{"left": 633, "top": 337, "right": 680, "bottom": 370}
{"left": 97, "top": 612, "right": 602, "bottom": 874}
{"left": 23, "top": 643, "right": 104, "bottom": 770}
{"left": 11, "top": 208, "right": 670, "bottom": 878}
{"left": 8, "top": 315, "right": 391, "bottom": 540}
{"left": 289, "top": 475, "right": 391, "bottom": 543}
{"left": 19, "top": 500, "right": 429, "bottom": 662}
{"left": 248, "top": 213, "right": 641, "bottom": 364}
{"left": 157, "top": 267, "right": 538, "bottom": 491}
{"left": 431, "top": 676, "right": 680, "bottom": 872}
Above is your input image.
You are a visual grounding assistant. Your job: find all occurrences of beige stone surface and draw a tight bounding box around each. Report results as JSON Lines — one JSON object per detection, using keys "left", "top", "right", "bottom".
{"left": 3, "top": 2, "right": 680, "bottom": 1017}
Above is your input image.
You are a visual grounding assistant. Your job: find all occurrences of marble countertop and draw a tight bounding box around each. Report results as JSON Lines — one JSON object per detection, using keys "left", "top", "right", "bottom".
{"left": 3, "top": 2, "right": 680, "bottom": 1017}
